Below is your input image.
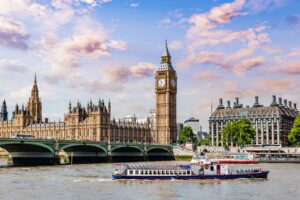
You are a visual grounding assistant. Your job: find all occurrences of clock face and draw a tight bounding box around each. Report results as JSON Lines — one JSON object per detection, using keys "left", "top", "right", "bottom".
{"left": 171, "top": 79, "right": 176, "bottom": 88}
{"left": 158, "top": 78, "right": 166, "bottom": 88}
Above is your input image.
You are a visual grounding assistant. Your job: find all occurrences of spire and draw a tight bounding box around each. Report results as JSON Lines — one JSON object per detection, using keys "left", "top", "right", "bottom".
{"left": 0, "top": 99, "right": 8, "bottom": 121}
{"left": 31, "top": 74, "right": 39, "bottom": 98}
{"left": 159, "top": 39, "right": 173, "bottom": 71}
{"left": 162, "top": 39, "right": 170, "bottom": 57}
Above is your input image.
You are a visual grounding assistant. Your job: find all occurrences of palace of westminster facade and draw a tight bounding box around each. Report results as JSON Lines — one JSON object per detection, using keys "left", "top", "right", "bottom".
{"left": 0, "top": 42, "right": 177, "bottom": 145}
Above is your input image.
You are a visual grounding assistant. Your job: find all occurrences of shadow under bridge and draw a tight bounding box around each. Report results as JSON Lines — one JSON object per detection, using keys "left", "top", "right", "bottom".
{"left": 111, "top": 145, "right": 144, "bottom": 162}
{"left": 0, "top": 140, "right": 56, "bottom": 166}
{"left": 60, "top": 143, "right": 108, "bottom": 164}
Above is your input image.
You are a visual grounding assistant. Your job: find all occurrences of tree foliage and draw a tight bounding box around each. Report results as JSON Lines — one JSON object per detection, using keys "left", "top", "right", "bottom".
{"left": 197, "top": 134, "right": 211, "bottom": 146}
{"left": 288, "top": 116, "right": 300, "bottom": 146}
{"left": 178, "top": 126, "right": 196, "bottom": 143}
{"left": 221, "top": 118, "right": 255, "bottom": 148}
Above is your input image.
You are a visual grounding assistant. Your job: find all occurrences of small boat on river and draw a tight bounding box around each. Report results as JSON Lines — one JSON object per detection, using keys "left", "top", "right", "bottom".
{"left": 112, "top": 161, "right": 269, "bottom": 180}
{"left": 191, "top": 154, "right": 259, "bottom": 165}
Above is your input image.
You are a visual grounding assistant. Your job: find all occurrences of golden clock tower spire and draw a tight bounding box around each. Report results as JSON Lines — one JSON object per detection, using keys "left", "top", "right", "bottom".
{"left": 155, "top": 40, "right": 177, "bottom": 145}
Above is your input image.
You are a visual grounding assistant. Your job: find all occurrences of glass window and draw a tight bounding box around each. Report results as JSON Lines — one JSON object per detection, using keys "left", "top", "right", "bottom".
{"left": 140, "top": 170, "right": 144, "bottom": 175}
{"left": 187, "top": 171, "right": 191, "bottom": 175}
{"left": 149, "top": 171, "right": 152, "bottom": 175}
{"left": 210, "top": 166, "right": 214, "bottom": 171}
{"left": 166, "top": 171, "right": 169, "bottom": 175}
{"left": 135, "top": 170, "right": 139, "bottom": 175}
{"left": 129, "top": 170, "right": 133, "bottom": 175}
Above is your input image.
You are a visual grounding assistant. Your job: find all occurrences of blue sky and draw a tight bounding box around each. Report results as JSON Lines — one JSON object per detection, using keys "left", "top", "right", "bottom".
{"left": 0, "top": 0, "right": 300, "bottom": 131}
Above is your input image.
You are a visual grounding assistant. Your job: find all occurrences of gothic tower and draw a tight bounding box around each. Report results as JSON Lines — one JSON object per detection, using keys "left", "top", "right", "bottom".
{"left": 0, "top": 99, "right": 8, "bottom": 121}
{"left": 27, "top": 74, "right": 42, "bottom": 123}
{"left": 155, "top": 40, "right": 177, "bottom": 145}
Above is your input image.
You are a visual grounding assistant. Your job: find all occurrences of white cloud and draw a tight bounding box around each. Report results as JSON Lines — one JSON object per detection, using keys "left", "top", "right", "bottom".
{"left": 130, "top": 3, "right": 139, "bottom": 8}
{"left": 0, "top": 16, "right": 29, "bottom": 49}
{"left": 0, "top": 59, "right": 30, "bottom": 73}
{"left": 169, "top": 40, "right": 183, "bottom": 50}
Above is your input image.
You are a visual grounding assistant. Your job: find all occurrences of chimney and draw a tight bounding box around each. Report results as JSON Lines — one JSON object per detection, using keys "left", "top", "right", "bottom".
{"left": 253, "top": 96, "right": 261, "bottom": 107}
{"left": 217, "top": 98, "right": 225, "bottom": 109}
{"left": 227, "top": 100, "right": 231, "bottom": 108}
{"left": 284, "top": 99, "right": 288, "bottom": 107}
{"left": 236, "top": 97, "right": 239, "bottom": 105}
{"left": 279, "top": 97, "right": 283, "bottom": 106}
{"left": 219, "top": 98, "right": 223, "bottom": 106}
{"left": 271, "top": 95, "right": 278, "bottom": 106}
{"left": 289, "top": 101, "right": 292, "bottom": 108}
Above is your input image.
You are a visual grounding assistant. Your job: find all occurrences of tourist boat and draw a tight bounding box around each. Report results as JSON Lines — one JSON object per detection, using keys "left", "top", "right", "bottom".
{"left": 112, "top": 162, "right": 269, "bottom": 180}
{"left": 191, "top": 154, "right": 259, "bottom": 165}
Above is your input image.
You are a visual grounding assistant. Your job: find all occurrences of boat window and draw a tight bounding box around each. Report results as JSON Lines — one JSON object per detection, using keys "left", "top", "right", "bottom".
{"left": 135, "top": 170, "right": 139, "bottom": 175}
{"left": 187, "top": 171, "right": 191, "bottom": 175}
{"left": 166, "top": 171, "right": 169, "bottom": 175}
{"left": 210, "top": 166, "right": 214, "bottom": 171}
{"left": 129, "top": 170, "right": 133, "bottom": 175}
{"left": 149, "top": 171, "right": 152, "bottom": 175}
{"left": 153, "top": 170, "right": 156, "bottom": 175}
{"left": 183, "top": 171, "right": 186, "bottom": 175}
{"left": 162, "top": 170, "right": 165, "bottom": 175}
{"left": 170, "top": 171, "right": 173, "bottom": 175}
{"left": 145, "top": 170, "right": 148, "bottom": 175}
{"left": 140, "top": 170, "right": 144, "bottom": 175}
{"left": 157, "top": 171, "right": 160, "bottom": 175}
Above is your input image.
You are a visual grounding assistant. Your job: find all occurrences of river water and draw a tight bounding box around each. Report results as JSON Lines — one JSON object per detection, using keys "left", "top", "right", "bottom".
{"left": 0, "top": 162, "right": 299, "bottom": 200}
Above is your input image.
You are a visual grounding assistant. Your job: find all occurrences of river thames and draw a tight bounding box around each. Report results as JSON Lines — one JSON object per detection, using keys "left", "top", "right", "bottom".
{"left": 0, "top": 162, "right": 299, "bottom": 200}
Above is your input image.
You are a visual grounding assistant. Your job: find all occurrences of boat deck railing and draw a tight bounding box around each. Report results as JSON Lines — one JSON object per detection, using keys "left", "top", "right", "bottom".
{"left": 126, "top": 164, "right": 190, "bottom": 170}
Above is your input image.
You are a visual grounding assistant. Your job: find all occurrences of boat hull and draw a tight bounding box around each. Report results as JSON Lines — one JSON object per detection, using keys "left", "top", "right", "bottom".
{"left": 112, "top": 171, "right": 269, "bottom": 180}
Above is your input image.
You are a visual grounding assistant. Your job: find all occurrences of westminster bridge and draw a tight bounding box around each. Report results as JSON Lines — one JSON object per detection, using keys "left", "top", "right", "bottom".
{"left": 0, "top": 139, "right": 174, "bottom": 166}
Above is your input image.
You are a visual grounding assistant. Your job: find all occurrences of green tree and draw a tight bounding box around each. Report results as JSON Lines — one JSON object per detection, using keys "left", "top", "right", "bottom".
{"left": 237, "top": 118, "right": 256, "bottom": 147}
{"left": 221, "top": 121, "right": 239, "bottom": 147}
{"left": 221, "top": 119, "right": 255, "bottom": 148}
{"left": 197, "top": 134, "right": 211, "bottom": 146}
{"left": 178, "top": 126, "right": 196, "bottom": 143}
{"left": 288, "top": 116, "right": 300, "bottom": 146}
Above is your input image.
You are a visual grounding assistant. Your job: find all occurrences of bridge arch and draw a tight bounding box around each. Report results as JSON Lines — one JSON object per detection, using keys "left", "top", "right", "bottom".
{"left": 147, "top": 147, "right": 173, "bottom": 161}
{"left": 0, "top": 141, "right": 55, "bottom": 166}
{"left": 111, "top": 145, "right": 144, "bottom": 162}
{"left": 60, "top": 143, "right": 107, "bottom": 154}
{"left": 60, "top": 143, "right": 107, "bottom": 164}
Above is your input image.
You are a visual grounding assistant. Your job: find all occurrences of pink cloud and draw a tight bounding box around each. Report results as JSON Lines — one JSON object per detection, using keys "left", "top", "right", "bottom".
{"left": 169, "top": 40, "right": 183, "bottom": 50}
{"left": 233, "top": 56, "right": 264, "bottom": 76}
{"left": 178, "top": 51, "right": 228, "bottom": 69}
{"left": 106, "top": 63, "right": 156, "bottom": 82}
{"left": 0, "top": 16, "right": 29, "bottom": 49}
{"left": 208, "top": 0, "right": 246, "bottom": 24}
{"left": 130, "top": 63, "right": 156, "bottom": 77}
{"left": 258, "top": 79, "right": 294, "bottom": 93}
{"left": 195, "top": 71, "right": 221, "bottom": 80}
{"left": 270, "top": 61, "right": 300, "bottom": 75}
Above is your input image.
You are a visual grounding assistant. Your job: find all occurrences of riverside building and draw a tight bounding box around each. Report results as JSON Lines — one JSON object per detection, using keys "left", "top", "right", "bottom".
{"left": 209, "top": 96, "right": 299, "bottom": 147}
{"left": 0, "top": 41, "right": 177, "bottom": 145}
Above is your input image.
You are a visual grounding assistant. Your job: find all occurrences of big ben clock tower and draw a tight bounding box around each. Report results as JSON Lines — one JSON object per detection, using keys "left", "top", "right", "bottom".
{"left": 155, "top": 41, "right": 177, "bottom": 145}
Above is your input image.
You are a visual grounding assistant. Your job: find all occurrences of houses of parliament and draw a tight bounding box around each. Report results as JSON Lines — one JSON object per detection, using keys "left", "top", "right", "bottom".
{"left": 0, "top": 42, "right": 177, "bottom": 145}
